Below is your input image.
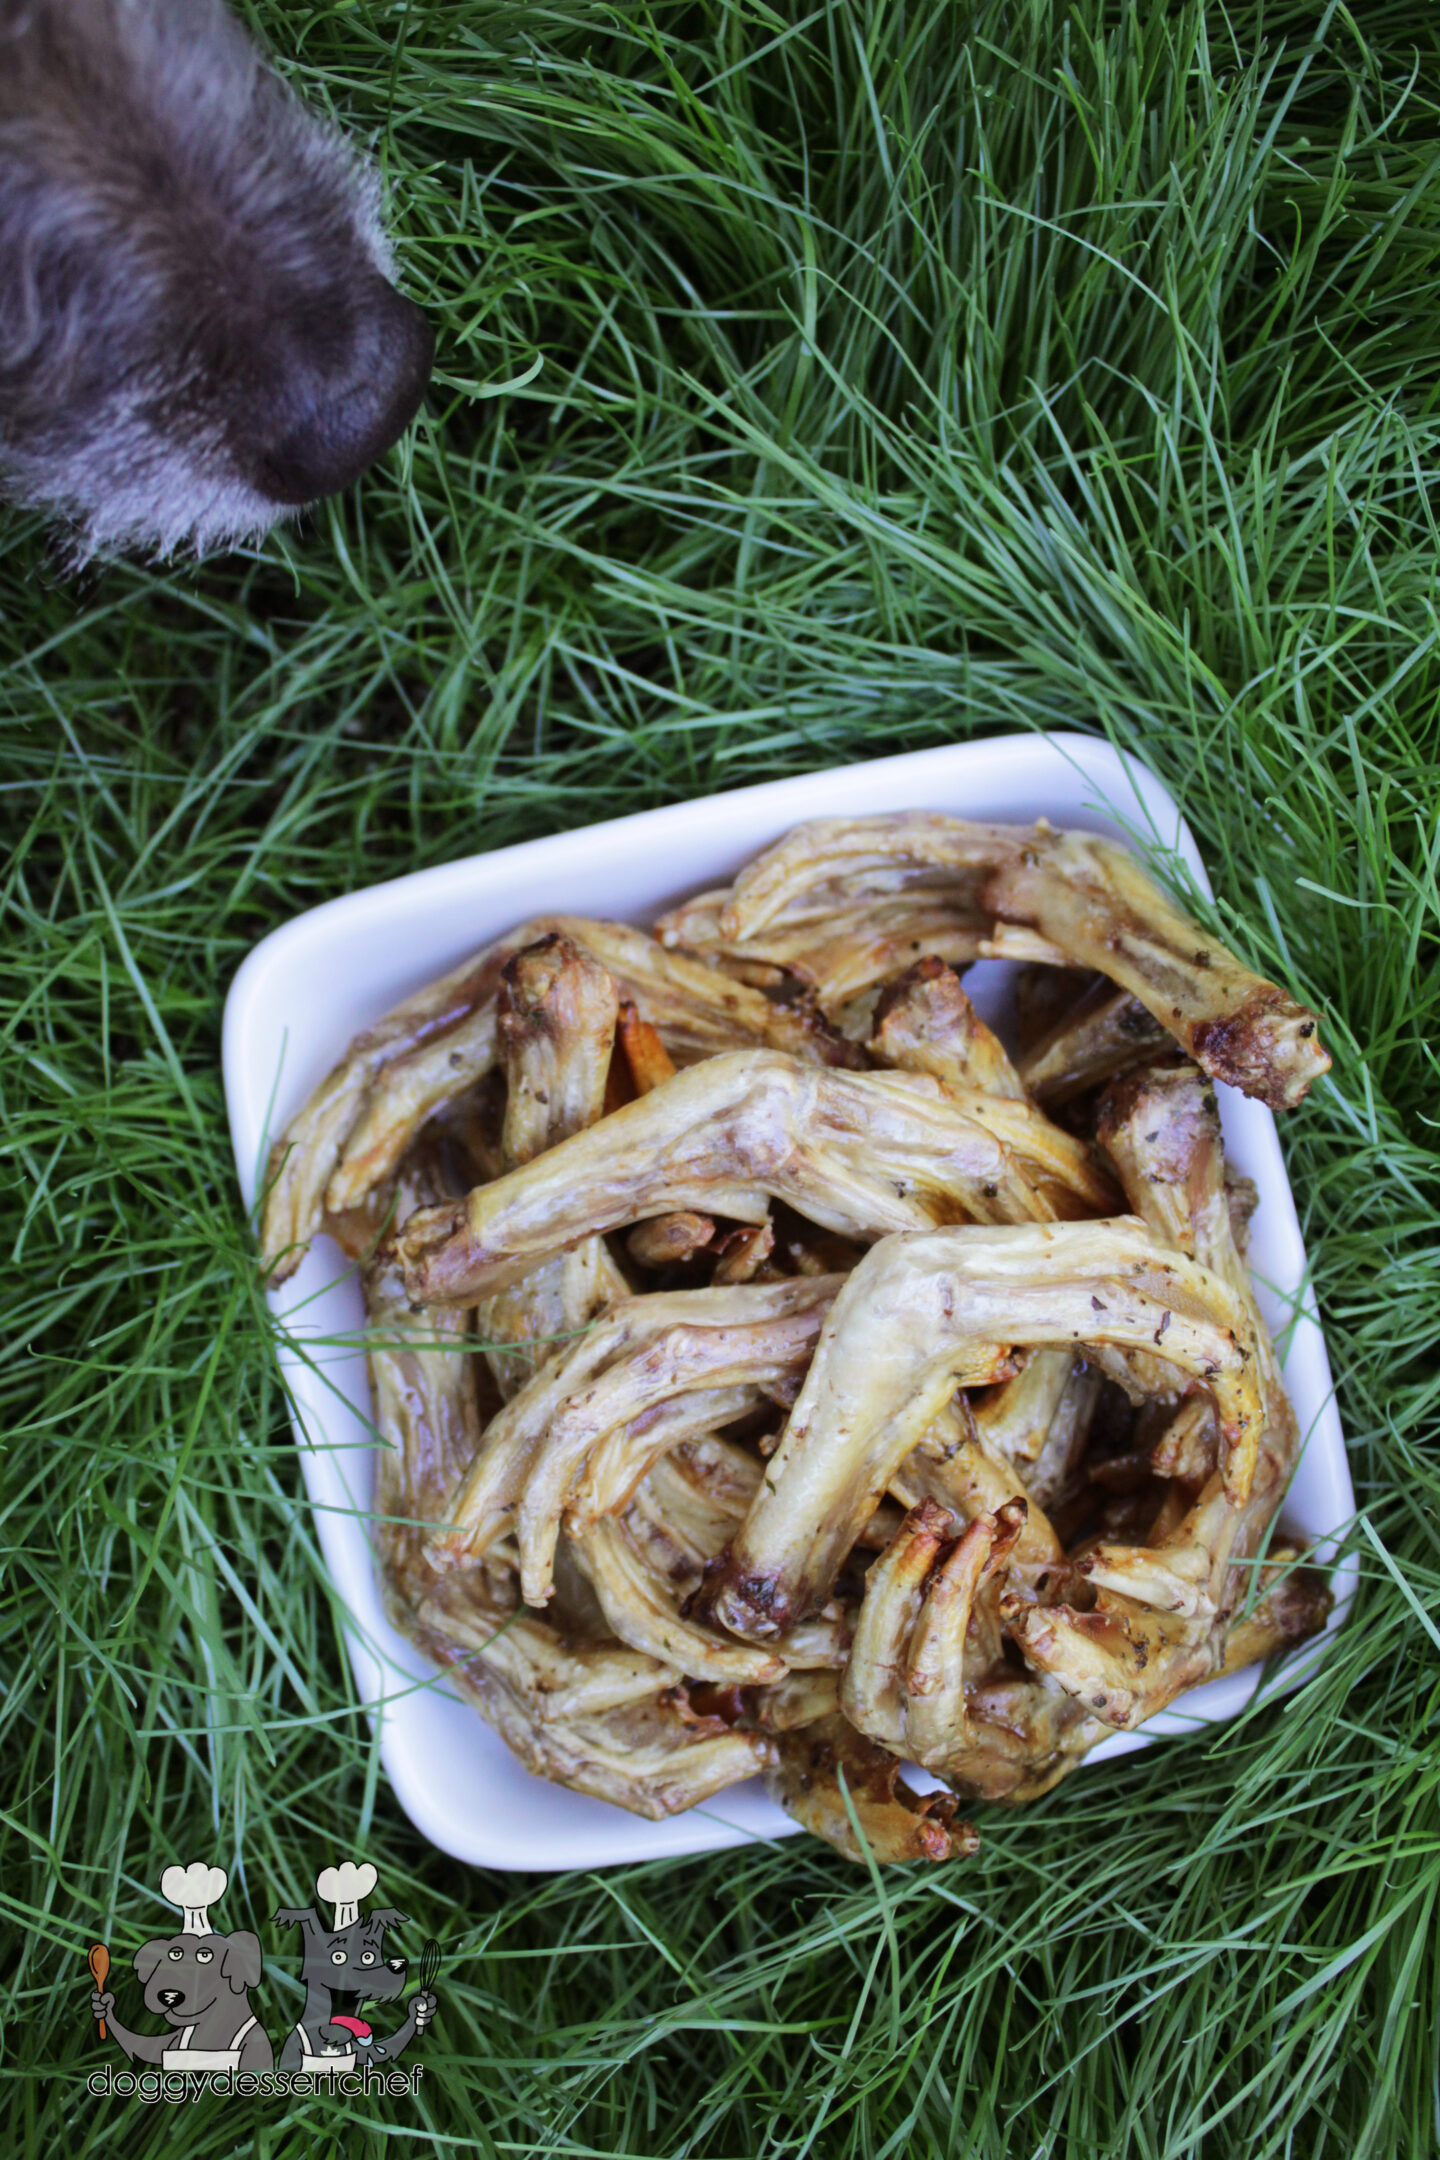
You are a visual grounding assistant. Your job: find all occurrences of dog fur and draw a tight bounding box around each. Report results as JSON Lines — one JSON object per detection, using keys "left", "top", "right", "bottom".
{"left": 0, "top": 0, "right": 433, "bottom": 556}
{"left": 91, "top": 1926, "right": 273, "bottom": 2069}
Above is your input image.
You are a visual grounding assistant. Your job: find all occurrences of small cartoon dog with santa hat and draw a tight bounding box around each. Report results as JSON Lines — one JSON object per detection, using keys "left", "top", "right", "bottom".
{"left": 273, "top": 1862, "right": 437, "bottom": 2077}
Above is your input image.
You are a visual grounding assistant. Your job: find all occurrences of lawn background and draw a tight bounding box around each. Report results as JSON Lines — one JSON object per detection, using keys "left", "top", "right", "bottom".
{"left": 3, "top": 2, "right": 1438, "bottom": 2154}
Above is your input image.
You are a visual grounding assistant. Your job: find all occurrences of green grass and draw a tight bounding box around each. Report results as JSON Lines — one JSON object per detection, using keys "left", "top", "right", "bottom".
{"left": 3, "top": 0, "right": 1439, "bottom": 2153}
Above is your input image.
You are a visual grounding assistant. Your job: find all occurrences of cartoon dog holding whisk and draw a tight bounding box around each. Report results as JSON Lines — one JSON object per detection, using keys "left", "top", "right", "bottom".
{"left": 273, "top": 1862, "right": 438, "bottom": 2077}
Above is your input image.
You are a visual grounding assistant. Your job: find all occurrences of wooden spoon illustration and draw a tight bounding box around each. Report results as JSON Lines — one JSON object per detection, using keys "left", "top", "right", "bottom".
{"left": 88, "top": 1944, "right": 110, "bottom": 2039}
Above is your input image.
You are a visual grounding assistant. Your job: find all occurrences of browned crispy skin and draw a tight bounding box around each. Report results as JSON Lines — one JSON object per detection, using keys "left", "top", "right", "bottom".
{"left": 843, "top": 1501, "right": 1028, "bottom": 1763}
{"left": 478, "top": 934, "right": 627, "bottom": 1402}
{"left": 840, "top": 1500, "right": 966, "bottom": 1751}
{"left": 656, "top": 879, "right": 988, "bottom": 1018}
{"left": 872, "top": 957, "right": 1026, "bottom": 1099}
{"left": 704, "top": 1218, "right": 1266, "bottom": 1641}
{"left": 891, "top": 1398, "right": 1068, "bottom": 1581}
{"left": 840, "top": 1498, "right": 1329, "bottom": 1802}
{"left": 366, "top": 1175, "right": 773, "bottom": 1816}
{"left": 945, "top": 1673, "right": 1111, "bottom": 1804}
{"left": 710, "top": 1221, "right": 776, "bottom": 1284}
{"left": 1017, "top": 978, "right": 1169, "bottom": 1107}
{"left": 763, "top": 1712, "right": 980, "bottom": 1865}
{"left": 717, "top": 814, "right": 1329, "bottom": 1109}
{"left": 430, "top": 1277, "right": 843, "bottom": 1588}
{"left": 808, "top": 1500, "right": 1100, "bottom": 1806}
{"left": 394, "top": 1051, "right": 1053, "bottom": 1308}
{"left": 1005, "top": 1558, "right": 1331, "bottom": 1736}
{"left": 944, "top": 1568, "right": 1326, "bottom": 1803}
{"left": 628, "top": 1213, "right": 716, "bottom": 1267}
{"left": 498, "top": 935, "right": 619, "bottom": 1165}
{"left": 260, "top": 915, "right": 860, "bottom": 1280}
{"left": 1003, "top": 1062, "right": 1310, "bottom": 1726}
{"left": 284, "top": 810, "right": 1337, "bottom": 1848}
{"left": 261, "top": 924, "right": 546, "bottom": 1281}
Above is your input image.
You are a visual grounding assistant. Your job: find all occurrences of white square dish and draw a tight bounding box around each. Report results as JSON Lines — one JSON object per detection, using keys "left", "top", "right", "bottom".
{"left": 223, "top": 732, "right": 1356, "bottom": 1872}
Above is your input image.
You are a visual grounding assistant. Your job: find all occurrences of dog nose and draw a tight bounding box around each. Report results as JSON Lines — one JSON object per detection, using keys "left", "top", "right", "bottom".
{"left": 386, "top": 1959, "right": 406, "bottom": 1975}
{"left": 249, "top": 275, "right": 434, "bottom": 506}
{"left": 157, "top": 1988, "right": 185, "bottom": 2010}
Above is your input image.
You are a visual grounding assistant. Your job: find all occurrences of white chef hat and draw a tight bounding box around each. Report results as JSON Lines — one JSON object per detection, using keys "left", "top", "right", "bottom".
{"left": 160, "top": 1862, "right": 228, "bottom": 1937}
{"left": 317, "top": 1861, "right": 377, "bottom": 1930}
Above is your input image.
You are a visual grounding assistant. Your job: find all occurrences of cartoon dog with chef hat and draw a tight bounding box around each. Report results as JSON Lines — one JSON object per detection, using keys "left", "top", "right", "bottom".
{"left": 273, "top": 1862, "right": 437, "bottom": 2077}
{"left": 89, "top": 1862, "right": 273, "bottom": 2071}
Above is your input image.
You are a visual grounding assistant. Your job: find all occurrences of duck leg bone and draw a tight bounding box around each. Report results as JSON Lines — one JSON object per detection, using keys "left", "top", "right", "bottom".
{"left": 394, "top": 1050, "right": 1073, "bottom": 1307}
{"left": 475, "top": 934, "right": 629, "bottom": 1401}
{"left": 763, "top": 1713, "right": 980, "bottom": 1865}
{"left": 1003, "top": 1063, "right": 1316, "bottom": 1725}
{"left": 428, "top": 1277, "right": 842, "bottom": 1589}
{"left": 366, "top": 1159, "right": 773, "bottom": 1815}
{"left": 715, "top": 813, "right": 1328, "bottom": 1109}
{"left": 701, "top": 1218, "right": 1265, "bottom": 1640}
{"left": 260, "top": 915, "right": 860, "bottom": 1278}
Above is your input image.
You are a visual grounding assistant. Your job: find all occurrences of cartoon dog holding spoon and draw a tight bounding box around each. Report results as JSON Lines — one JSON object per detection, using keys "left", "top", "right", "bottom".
{"left": 89, "top": 1862, "right": 273, "bottom": 2071}
{"left": 274, "top": 1862, "right": 437, "bottom": 2077}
